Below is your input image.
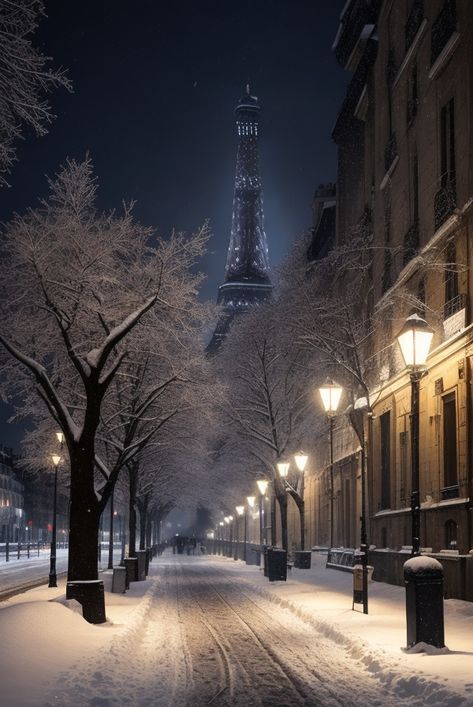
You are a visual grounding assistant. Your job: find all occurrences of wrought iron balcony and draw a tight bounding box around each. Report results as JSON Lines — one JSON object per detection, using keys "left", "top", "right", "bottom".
{"left": 443, "top": 292, "right": 465, "bottom": 320}
{"left": 403, "top": 222, "right": 419, "bottom": 265}
{"left": 405, "top": 0, "right": 424, "bottom": 52}
{"left": 384, "top": 132, "right": 397, "bottom": 172}
{"left": 431, "top": 0, "right": 457, "bottom": 65}
{"left": 440, "top": 485, "right": 459, "bottom": 501}
{"left": 434, "top": 176, "right": 456, "bottom": 231}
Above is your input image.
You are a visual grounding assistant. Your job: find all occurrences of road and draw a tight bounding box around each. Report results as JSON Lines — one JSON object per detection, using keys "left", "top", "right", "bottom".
{"left": 0, "top": 549, "right": 69, "bottom": 597}
{"left": 46, "top": 557, "right": 431, "bottom": 707}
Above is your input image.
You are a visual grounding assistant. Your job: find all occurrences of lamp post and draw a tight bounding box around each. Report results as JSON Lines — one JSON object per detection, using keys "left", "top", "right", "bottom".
{"left": 49, "top": 453, "right": 61, "bottom": 588}
{"left": 277, "top": 453, "right": 309, "bottom": 551}
{"left": 256, "top": 479, "right": 268, "bottom": 559}
{"left": 396, "top": 313, "right": 433, "bottom": 555}
{"left": 246, "top": 495, "right": 255, "bottom": 562}
{"left": 219, "top": 521, "right": 224, "bottom": 555}
{"left": 318, "top": 379, "right": 343, "bottom": 553}
{"left": 235, "top": 506, "right": 244, "bottom": 560}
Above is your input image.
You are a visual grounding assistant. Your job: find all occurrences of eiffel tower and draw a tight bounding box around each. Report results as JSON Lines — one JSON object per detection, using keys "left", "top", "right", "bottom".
{"left": 208, "top": 86, "right": 272, "bottom": 352}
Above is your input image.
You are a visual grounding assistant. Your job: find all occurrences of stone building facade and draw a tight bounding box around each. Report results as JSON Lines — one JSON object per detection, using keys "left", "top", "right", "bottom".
{"left": 287, "top": 0, "right": 473, "bottom": 598}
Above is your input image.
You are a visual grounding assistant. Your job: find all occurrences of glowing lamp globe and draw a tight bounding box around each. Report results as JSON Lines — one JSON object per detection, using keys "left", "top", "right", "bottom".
{"left": 51, "top": 454, "right": 61, "bottom": 467}
{"left": 256, "top": 479, "right": 269, "bottom": 496}
{"left": 294, "top": 452, "right": 308, "bottom": 472}
{"left": 318, "top": 379, "right": 343, "bottom": 415}
{"left": 277, "top": 462, "right": 290, "bottom": 478}
{"left": 396, "top": 313, "right": 433, "bottom": 369}
{"left": 247, "top": 496, "right": 255, "bottom": 508}
{"left": 236, "top": 505, "right": 245, "bottom": 516}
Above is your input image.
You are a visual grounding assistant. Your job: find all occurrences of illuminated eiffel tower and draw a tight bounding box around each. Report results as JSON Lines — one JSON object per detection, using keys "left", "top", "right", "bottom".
{"left": 208, "top": 86, "right": 272, "bottom": 352}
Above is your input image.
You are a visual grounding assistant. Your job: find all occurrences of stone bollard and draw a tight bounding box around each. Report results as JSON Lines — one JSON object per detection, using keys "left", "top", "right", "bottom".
{"left": 404, "top": 556, "right": 445, "bottom": 649}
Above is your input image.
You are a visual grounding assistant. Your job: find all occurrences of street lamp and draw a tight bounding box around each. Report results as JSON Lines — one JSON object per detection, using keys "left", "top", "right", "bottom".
{"left": 235, "top": 505, "right": 244, "bottom": 560}
{"left": 246, "top": 495, "right": 255, "bottom": 562}
{"left": 256, "top": 479, "right": 268, "bottom": 559}
{"left": 49, "top": 453, "right": 61, "bottom": 588}
{"left": 396, "top": 313, "right": 433, "bottom": 555}
{"left": 277, "top": 453, "right": 309, "bottom": 551}
{"left": 319, "top": 379, "right": 343, "bottom": 553}
{"left": 56, "top": 431, "right": 65, "bottom": 447}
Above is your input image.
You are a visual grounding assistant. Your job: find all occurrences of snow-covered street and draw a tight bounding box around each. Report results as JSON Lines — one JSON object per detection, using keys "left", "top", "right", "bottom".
{"left": 1, "top": 552, "right": 471, "bottom": 706}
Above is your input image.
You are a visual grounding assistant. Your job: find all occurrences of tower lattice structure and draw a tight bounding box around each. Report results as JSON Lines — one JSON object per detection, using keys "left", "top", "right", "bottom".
{"left": 209, "top": 87, "right": 272, "bottom": 352}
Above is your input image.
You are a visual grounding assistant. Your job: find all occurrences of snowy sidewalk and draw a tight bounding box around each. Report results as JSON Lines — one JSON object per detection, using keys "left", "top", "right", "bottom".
{"left": 214, "top": 552, "right": 473, "bottom": 702}
{"left": 0, "top": 552, "right": 472, "bottom": 705}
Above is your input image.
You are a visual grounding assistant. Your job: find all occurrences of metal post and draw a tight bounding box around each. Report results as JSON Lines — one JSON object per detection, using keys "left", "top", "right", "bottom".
{"left": 329, "top": 415, "right": 334, "bottom": 551}
{"left": 234, "top": 517, "right": 239, "bottom": 560}
{"left": 360, "top": 423, "right": 369, "bottom": 615}
{"left": 48, "top": 461, "right": 58, "bottom": 587}
{"left": 108, "top": 490, "right": 114, "bottom": 570}
{"left": 259, "top": 493, "right": 264, "bottom": 555}
{"left": 410, "top": 371, "right": 421, "bottom": 555}
{"left": 243, "top": 509, "right": 248, "bottom": 562}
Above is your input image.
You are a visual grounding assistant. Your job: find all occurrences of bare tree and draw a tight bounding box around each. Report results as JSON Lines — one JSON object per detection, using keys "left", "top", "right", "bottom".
{"left": 212, "top": 302, "right": 317, "bottom": 551}
{"left": 0, "top": 158, "right": 209, "bottom": 616}
{"left": 0, "top": 0, "right": 71, "bottom": 184}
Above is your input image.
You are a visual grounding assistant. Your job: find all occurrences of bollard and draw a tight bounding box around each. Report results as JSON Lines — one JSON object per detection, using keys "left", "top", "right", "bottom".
{"left": 267, "top": 548, "right": 287, "bottom": 582}
{"left": 112, "top": 566, "right": 127, "bottom": 593}
{"left": 66, "top": 580, "right": 106, "bottom": 624}
{"left": 404, "top": 556, "right": 445, "bottom": 649}
{"left": 6, "top": 541, "right": 9, "bottom": 562}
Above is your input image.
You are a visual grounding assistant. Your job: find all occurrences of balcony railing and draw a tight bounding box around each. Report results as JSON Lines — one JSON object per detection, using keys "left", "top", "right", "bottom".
{"left": 440, "top": 485, "right": 459, "bottom": 501}
{"left": 403, "top": 222, "right": 419, "bottom": 265}
{"left": 384, "top": 132, "right": 397, "bottom": 172}
{"left": 443, "top": 292, "right": 465, "bottom": 320}
{"left": 431, "top": 0, "right": 457, "bottom": 65}
{"left": 434, "top": 176, "right": 456, "bottom": 231}
{"left": 405, "top": 0, "right": 424, "bottom": 52}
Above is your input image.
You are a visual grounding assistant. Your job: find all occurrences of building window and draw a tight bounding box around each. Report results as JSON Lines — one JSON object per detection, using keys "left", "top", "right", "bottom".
{"left": 441, "top": 98, "right": 456, "bottom": 188}
{"left": 435, "top": 98, "right": 456, "bottom": 230}
{"left": 445, "top": 519, "right": 457, "bottom": 550}
{"left": 380, "top": 411, "right": 391, "bottom": 509}
{"left": 444, "top": 242, "right": 458, "bottom": 302}
{"left": 442, "top": 391, "right": 458, "bottom": 492}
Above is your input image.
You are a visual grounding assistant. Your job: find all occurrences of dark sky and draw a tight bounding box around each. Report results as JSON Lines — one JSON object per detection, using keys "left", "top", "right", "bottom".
{"left": 1, "top": 0, "right": 348, "bottom": 450}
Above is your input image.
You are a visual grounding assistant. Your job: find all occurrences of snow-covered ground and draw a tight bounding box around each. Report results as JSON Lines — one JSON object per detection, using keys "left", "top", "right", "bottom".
{"left": 0, "top": 552, "right": 472, "bottom": 706}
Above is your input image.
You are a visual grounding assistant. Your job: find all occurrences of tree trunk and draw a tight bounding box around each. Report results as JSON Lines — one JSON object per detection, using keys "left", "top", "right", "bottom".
{"left": 138, "top": 498, "right": 148, "bottom": 550}
{"left": 128, "top": 467, "right": 137, "bottom": 557}
{"left": 275, "top": 490, "right": 288, "bottom": 551}
{"left": 67, "top": 452, "right": 100, "bottom": 581}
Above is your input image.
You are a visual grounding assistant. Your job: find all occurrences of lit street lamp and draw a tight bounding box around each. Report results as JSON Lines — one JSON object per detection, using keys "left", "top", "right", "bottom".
{"left": 235, "top": 505, "right": 244, "bottom": 560}
{"left": 49, "top": 453, "right": 61, "bottom": 588}
{"left": 245, "top": 495, "right": 255, "bottom": 562}
{"left": 256, "top": 479, "right": 268, "bottom": 559}
{"left": 396, "top": 313, "right": 433, "bottom": 555}
{"left": 318, "top": 379, "right": 343, "bottom": 552}
{"left": 277, "top": 453, "right": 309, "bottom": 551}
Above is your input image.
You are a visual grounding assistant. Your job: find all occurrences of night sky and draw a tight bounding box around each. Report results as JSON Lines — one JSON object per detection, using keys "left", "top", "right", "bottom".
{"left": 1, "top": 0, "right": 348, "bottom": 450}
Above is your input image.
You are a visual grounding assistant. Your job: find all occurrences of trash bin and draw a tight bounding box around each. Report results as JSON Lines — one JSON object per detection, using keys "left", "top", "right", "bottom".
{"left": 66, "top": 580, "right": 106, "bottom": 624}
{"left": 112, "top": 566, "right": 127, "bottom": 593}
{"left": 124, "top": 556, "right": 138, "bottom": 583}
{"left": 404, "top": 556, "right": 445, "bottom": 649}
{"left": 294, "top": 550, "right": 311, "bottom": 569}
{"left": 136, "top": 550, "right": 147, "bottom": 581}
{"left": 267, "top": 548, "right": 287, "bottom": 582}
